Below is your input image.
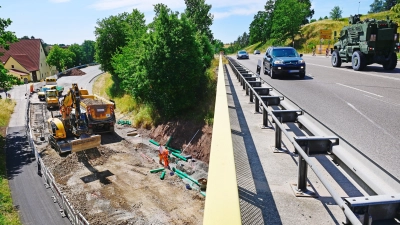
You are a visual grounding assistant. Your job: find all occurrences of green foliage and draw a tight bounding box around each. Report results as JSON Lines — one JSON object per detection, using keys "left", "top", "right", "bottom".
{"left": 115, "top": 4, "right": 209, "bottom": 118}
{"left": 330, "top": 6, "right": 343, "bottom": 20}
{"left": 46, "top": 45, "right": 75, "bottom": 72}
{"left": 249, "top": 11, "right": 268, "bottom": 44}
{"left": 95, "top": 11, "right": 138, "bottom": 76}
{"left": 369, "top": 0, "right": 385, "bottom": 13}
{"left": 81, "top": 40, "right": 96, "bottom": 64}
{"left": 271, "top": 0, "right": 313, "bottom": 43}
{"left": 68, "top": 43, "right": 84, "bottom": 67}
{"left": 391, "top": 3, "right": 400, "bottom": 13}
{"left": 384, "top": 0, "right": 398, "bottom": 10}
{"left": 184, "top": 0, "right": 214, "bottom": 41}
{"left": 310, "top": 19, "right": 317, "bottom": 23}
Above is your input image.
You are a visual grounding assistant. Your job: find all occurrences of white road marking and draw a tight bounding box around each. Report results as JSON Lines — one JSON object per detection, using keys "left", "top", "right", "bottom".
{"left": 336, "top": 83, "right": 383, "bottom": 97}
{"left": 347, "top": 102, "right": 400, "bottom": 144}
{"left": 363, "top": 95, "right": 400, "bottom": 107}
{"left": 306, "top": 62, "right": 400, "bottom": 82}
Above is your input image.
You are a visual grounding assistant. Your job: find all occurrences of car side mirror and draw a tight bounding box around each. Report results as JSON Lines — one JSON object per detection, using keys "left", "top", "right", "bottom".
{"left": 300, "top": 54, "right": 303, "bottom": 57}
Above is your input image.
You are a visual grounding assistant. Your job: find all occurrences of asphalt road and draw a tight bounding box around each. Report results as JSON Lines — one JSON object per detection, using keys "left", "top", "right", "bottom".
{"left": 236, "top": 53, "right": 400, "bottom": 181}
{"left": 5, "top": 65, "right": 103, "bottom": 225}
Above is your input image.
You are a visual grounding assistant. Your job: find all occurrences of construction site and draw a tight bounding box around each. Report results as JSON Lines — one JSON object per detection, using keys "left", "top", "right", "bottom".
{"left": 28, "top": 82, "right": 212, "bottom": 224}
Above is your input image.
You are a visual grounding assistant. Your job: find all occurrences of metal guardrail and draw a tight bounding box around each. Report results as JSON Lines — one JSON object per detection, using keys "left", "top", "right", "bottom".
{"left": 229, "top": 57, "right": 400, "bottom": 224}
{"left": 25, "top": 97, "right": 90, "bottom": 225}
{"left": 203, "top": 55, "right": 242, "bottom": 225}
{"left": 228, "top": 57, "right": 374, "bottom": 225}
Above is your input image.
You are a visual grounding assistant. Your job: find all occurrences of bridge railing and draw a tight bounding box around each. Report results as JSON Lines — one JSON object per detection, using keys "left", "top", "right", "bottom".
{"left": 203, "top": 55, "right": 242, "bottom": 225}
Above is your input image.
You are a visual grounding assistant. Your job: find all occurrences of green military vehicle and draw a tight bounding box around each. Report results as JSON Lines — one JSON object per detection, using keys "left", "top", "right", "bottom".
{"left": 331, "top": 14, "right": 399, "bottom": 71}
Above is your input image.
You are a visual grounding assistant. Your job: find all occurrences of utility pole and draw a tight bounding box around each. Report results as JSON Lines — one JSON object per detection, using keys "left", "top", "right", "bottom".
{"left": 358, "top": 1, "right": 360, "bottom": 14}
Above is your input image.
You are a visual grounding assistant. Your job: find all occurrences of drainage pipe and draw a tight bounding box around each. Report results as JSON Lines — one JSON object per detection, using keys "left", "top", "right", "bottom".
{"left": 171, "top": 152, "right": 188, "bottom": 162}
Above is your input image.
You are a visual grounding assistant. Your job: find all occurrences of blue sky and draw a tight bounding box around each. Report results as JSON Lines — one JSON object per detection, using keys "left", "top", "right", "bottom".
{"left": 1, "top": 0, "right": 372, "bottom": 45}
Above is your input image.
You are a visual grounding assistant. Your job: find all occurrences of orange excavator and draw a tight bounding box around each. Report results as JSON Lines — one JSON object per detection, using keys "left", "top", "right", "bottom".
{"left": 47, "top": 83, "right": 101, "bottom": 153}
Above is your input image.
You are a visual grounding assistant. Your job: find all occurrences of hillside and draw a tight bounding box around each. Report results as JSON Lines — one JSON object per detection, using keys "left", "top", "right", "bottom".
{"left": 245, "top": 10, "right": 400, "bottom": 54}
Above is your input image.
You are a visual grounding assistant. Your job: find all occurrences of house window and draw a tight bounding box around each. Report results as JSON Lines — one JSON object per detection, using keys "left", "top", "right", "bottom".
{"left": 11, "top": 65, "right": 14, "bottom": 68}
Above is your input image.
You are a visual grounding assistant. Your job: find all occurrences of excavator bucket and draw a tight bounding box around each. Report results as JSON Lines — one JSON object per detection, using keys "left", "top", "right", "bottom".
{"left": 70, "top": 135, "right": 101, "bottom": 153}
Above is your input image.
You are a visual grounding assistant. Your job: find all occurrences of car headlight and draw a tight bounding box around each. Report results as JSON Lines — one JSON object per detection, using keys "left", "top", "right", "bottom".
{"left": 298, "top": 60, "right": 305, "bottom": 64}
{"left": 274, "top": 60, "right": 284, "bottom": 65}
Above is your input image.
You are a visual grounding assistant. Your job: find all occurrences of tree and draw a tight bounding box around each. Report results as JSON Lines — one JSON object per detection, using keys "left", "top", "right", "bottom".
{"left": 369, "top": 0, "right": 385, "bottom": 13}
{"left": 68, "top": 43, "right": 84, "bottom": 67}
{"left": 271, "top": 0, "right": 313, "bottom": 44}
{"left": 114, "top": 4, "right": 209, "bottom": 118}
{"left": 81, "top": 40, "right": 96, "bottom": 64}
{"left": 46, "top": 45, "right": 75, "bottom": 72}
{"left": 383, "top": 0, "right": 398, "bottom": 10}
{"left": 318, "top": 17, "right": 323, "bottom": 20}
{"left": 94, "top": 11, "right": 136, "bottom": 77}
{"left": 310, "top": 19, "right": 317, "bottom": 23}
{"left": 324, "top": 16, "right": 328, "bottom": 19}
{"left": 20, "top": 36, "right": 30, "bottom": 39}
{"left": 111, "top": 9, "right": 147, "bottom": 93}
{"left": 0, "top": 6, "right": 19, "bottom": 97}
{"left": 249, "top": 11, "right": 269, "bottom": 44}
{"left": 330, "top": 6, "right": 343, "bottom": 20}
{"left": 184, "top": 0, "right": 214, "bottom": 41}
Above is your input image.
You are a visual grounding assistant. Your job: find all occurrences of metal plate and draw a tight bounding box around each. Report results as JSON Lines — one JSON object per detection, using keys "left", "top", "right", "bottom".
{"left": 289, "top": 70, "right": 300, "bottom": 73}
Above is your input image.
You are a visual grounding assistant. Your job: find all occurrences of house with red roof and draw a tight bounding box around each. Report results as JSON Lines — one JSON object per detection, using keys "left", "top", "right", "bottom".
{"left": 0, "top": 39, "right": 56, "bottom": 82}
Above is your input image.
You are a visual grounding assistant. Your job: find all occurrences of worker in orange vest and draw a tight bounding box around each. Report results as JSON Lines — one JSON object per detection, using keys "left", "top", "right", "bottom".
{"left": 162, "top": 147, "right": 169, "bottom": 168}
{"left": 158, "top": 145, "right": 164, "bottom": 165}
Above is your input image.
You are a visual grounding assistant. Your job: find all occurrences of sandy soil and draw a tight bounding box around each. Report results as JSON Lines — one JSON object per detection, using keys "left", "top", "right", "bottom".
{"left": 30, "top": 102, "right": 211, "bottom": 224}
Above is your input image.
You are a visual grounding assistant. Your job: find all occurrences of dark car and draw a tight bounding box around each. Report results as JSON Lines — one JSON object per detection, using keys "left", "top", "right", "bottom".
{"left": 254, "top": 50, "right": 261, "bottom": 55}
{"left": 237, "top": 50, "right": 249, "bottom": 59}
{"left": 263, "top": 47, "right": 306, "bottom": 79}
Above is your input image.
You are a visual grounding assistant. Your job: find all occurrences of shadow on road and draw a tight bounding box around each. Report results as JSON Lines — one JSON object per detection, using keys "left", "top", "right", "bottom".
{"left": 6, "top": 126, "right": 34, "bottom": 180}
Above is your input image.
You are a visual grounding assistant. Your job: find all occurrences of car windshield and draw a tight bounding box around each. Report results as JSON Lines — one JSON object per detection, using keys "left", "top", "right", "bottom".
{"left": 272, "top": 49, "right": 299, "bottom": 57}
{"left": 238, "top": 51, "right": 247, "bottom": 54}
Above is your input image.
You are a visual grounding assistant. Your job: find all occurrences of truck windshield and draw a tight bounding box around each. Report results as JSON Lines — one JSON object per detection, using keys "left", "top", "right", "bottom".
{"left": 47, "top": 91, "right": 57, "bottom": 97}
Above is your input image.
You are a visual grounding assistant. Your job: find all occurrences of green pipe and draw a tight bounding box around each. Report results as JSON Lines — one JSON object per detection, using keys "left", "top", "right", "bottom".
{"left": 167, "top": 147, "right": 181, "bottom": 154}
{"left": 149, "top": 139, "right": 160, "bottom": 146}
{"left": 175, "top": 172, "right": 184, "bottom": 179}
{"left": 200, "top": 191, "right": 206, "bottom": 197}
{"left": 165, "top": 136, "right": 172, "bottom": 147}
{"left": 173, "top": 168, "right": 199, "bottom": 186}
{"left": 171, "top": 152, "right": 188, "bottom": 162}
{"left": 160, "top": 171, "right": 166, "bottom": 180}
{"left": 150, "top": 168, "right": 165, "bottom": 173}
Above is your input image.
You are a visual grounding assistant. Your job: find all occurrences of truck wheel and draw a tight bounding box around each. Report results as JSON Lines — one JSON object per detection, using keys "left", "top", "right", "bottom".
{"left": 331, "top": 50, "right": 342, "bottom": 67}
{"left": 383, "top": 53, "right": 397, "bottom": 70}
{"left": 352, "top": 51, "right": 366, "bottom": 71}
{"left": 299, "top": 73, "right": 305, "bottom": 79}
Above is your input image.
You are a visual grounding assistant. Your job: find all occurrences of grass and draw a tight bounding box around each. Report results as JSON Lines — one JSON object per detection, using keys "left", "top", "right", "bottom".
{"left": 92, "top": 57, "right": 219, "bottom": 127}
{"left": 0, "top": 99, "right": 21, "bottom": 225}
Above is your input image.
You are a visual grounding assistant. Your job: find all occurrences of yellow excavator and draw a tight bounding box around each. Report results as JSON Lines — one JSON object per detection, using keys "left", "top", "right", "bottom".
{"left": 47, "top": 83, "right": 101, "bottom": 153}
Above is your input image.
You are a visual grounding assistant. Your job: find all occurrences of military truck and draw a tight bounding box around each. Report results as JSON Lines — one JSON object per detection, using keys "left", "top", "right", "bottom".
{"left": 331, "top": 14, "right": 399, "bottom": 71}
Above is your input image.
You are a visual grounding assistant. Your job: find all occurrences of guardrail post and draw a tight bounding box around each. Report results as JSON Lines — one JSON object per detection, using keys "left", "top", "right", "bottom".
{"left": 262, "top": 104, "right": 269, "bottom": 128}
{"left": 245, "top": 82, "right": 249, "bottom": 95}
{"left": 250, "top": 90, "right": 253, "bottom": 103}
{"left": 297, "top": 144, "right": 309, "bottom": 192}
{"left": 275, "top": 117, "right": 283, "bottom": 150}
{"left": 255, "top": 97, "right": 260, "bottom": 113}
{"left": 292, "top": 136, "right": 339, "bottom": 197}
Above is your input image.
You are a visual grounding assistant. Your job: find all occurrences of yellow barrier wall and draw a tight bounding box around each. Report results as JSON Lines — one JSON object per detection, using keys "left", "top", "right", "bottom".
{"left": 203, "top": 55, "right": 242, "bottom": 225}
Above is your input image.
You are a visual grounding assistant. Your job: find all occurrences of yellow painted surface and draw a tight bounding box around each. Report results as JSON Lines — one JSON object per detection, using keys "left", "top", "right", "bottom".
{"left": 203, "top": 55, "right": 241, "bottom": 225}
{"left": 4, "top": 57, "right": 32, "bottom": 80}
{"left": 39, "top": 43, "right": 55, "bottom": 79}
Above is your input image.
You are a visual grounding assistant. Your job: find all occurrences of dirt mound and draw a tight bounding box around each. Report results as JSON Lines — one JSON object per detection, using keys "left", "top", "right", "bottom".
{"left": 149, "top": 121, "right": 212, "bottom": 164}
{"left": 63, "top": 68, "right": 86, "bottom": 76}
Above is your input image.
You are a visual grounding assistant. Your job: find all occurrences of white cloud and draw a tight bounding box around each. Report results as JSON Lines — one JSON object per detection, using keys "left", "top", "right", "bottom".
{"left": 49, "top": 0, "right": 71, "bottom": 3}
